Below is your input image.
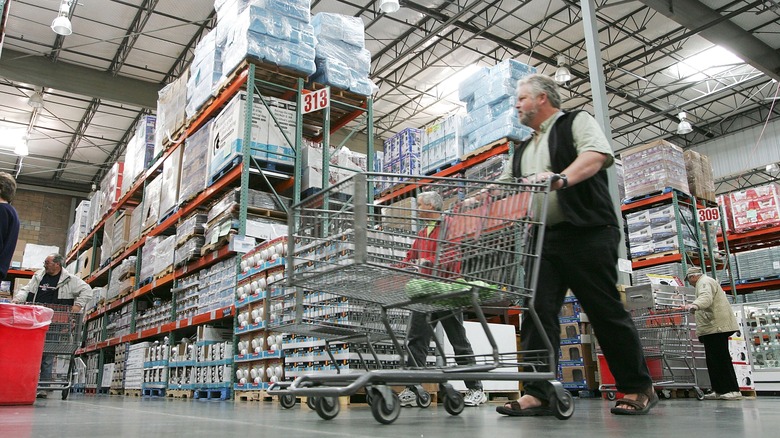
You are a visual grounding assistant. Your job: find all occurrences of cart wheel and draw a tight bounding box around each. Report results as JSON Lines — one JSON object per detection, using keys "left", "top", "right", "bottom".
{"left": 443, "top": 392, "right": 464, "bottom": 416}
{"left": 306, "top": 396, "right": 318, "bottom": 410}
{"left": 552, "top": 390, "right": 575, "bottom": 420}
{"left": 279, "top": 394, "right": 296, "bottom": 409}
{"left": 61, "top": 389, "right": 69, "bottom": 400}
{"left": 658, "top": 389, "right": 671, "bottom": 400}
{"left": 315, "top": 396, "right": 340, "bottom": 420}
{"left": 605, "top": 391, "right": 617, "bottom": 401}
{"left": 371, "top": 392, "right": 400, "bottom": 425}
{"left": 416, "top": 390, "right": 432, "bottom": 408}
{"left": 694, "top": 387, "right": 705, "bottom": 401}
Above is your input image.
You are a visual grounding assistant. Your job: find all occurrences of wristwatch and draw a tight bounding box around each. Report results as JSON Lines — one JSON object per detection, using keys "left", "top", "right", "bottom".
{"left": 558, "top": 173, "right": 568, "bottom": 189}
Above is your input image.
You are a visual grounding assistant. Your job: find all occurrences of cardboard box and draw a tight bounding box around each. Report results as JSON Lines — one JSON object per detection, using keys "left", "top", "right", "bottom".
{"left": 559, "top": 343, "right": 594, "bottom": 363}
{"left": 197, "top": 326, "right": 233, "bottom": 342}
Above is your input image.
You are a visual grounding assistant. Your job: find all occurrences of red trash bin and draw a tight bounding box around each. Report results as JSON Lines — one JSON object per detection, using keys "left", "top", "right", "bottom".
{"left": 0, "top": 303, "right": 55, "bottom": 405}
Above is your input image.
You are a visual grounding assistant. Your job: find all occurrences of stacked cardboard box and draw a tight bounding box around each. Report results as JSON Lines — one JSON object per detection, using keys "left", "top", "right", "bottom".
{"left": 620, "top": 140, "right": 689, "bottom": 200}
{"left": 421, "top": 114, "right": 462, "bottom": 174}
{"left": 683, "top": 150, "right": 716, "bottom": 203}
{"left": 311, "top": 12, "right": 375, "bottom": 96}
{"left": 122, "top": 115, "right": 156, "bottom": 196}
{"left": 557, "top": 295, "right": 597, "bottom": 391}
{"left": 728, "top": 182, "right": 780, "bottom": 233}
{"left": 380, "top": 128, "right": 422, "bottom": 191}
{"left": 625, "top": 204, "right": 697, "bottom": 258}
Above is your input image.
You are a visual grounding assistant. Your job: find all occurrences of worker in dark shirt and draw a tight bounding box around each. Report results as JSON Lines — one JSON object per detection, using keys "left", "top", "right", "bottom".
{"left": 0, "top": 172, "right": 20, "bottom": 281}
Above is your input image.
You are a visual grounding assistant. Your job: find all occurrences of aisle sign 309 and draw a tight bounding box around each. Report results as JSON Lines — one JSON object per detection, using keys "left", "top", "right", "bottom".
{"left": 303, "top": 87, "right": 330, "bottom": 114}
{"left": 697, "top": 207, "right": 720, "bottom": 223}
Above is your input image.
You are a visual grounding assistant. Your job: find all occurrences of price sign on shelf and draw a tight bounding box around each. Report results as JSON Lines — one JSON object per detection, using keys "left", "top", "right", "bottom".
{"left": 302, "top": 87, "right": 330, "bottom": 114}
{"left": 698, "top": 207, "right": 721, "bottom": 223}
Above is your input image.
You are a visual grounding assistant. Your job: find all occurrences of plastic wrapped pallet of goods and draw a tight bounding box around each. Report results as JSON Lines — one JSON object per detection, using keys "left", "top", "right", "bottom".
{"left": 186, "top": 29, "right": 224, "bottom": 119}
{"left": 99, "top": 162, "right": 125, "bottom": 218}
{"left": 683, "top": 150, "right": 716, "bottom": 203}
{"left": 155, "top": 72, "right": 187, "bottom": 152}
{"left": 728, "top": 183, "right": 780, "bottom": 233}
{"left": 139, "top": 237, "right": 161, "bottom": 282}
{"left": 220, "top": 5, "right": 316, "bottom": 78}
{"left": 123, "top": 115, "right": 157, "bottom": 196}
{"left": 158, "top": 146, "right": 183, "bottom": 222}
{"left": 620, "top": 140, "right": 689, "bottom": 200}
{"left": 141, "top": 175, "right": 163, "bottom": 231}
{"left": 208, "top": 92, "right": 296, "bottom": 183}
{"left": 176, "top": 214, "right": 208, "bottom": 247}
{"left": 112, "top": 208, "right": 134, "bottom": 256}
{"left": 153, "top": 235, "right": 176, "bottom": 278}
{"left": 178, "top": 120, "right": 212, "bottom": 206}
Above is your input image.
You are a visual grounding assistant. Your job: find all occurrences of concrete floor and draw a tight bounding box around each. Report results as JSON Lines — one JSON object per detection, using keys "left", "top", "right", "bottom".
{"left": 2, "top": 394, "right": 779, "bottom": 438}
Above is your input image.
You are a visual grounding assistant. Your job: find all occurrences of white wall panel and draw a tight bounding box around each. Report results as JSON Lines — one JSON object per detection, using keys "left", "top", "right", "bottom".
{"left": 692, "top": 118, "right": 780, "bottom": 179}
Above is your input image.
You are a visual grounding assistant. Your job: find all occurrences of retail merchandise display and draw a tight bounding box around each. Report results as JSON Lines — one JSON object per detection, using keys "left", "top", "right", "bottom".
{"left": 625, "top": 204, "right": 697, "bottom": 258}
{"left": 124, "top": 342, "right": 150, "bottom": 390}
{"left": 299, "top": 142, "right": 367, "bottom": 193}
{"left": 142, "top": 340, "right": 170, "bottom": 394}
{"left": 175, "top": 214, "right": 208, "bottom": 268}
{"left": 178, "top": 120, "right": 212, "bottom": 206}
{"left": 683, "top": 150, "right": 716, "bottom": 203}
{"left": 122, "top": 115, "right": 157, "bottom": 195}
{"left": 458, "top": 59, "right": 535, "bottom": 156}
{"left": 65, "top": 200, "right": 91, "bottom": 254}
{"left": 557, "top": 296, "right": 597, "bottom": 391}
{"left": 159, "top": 147, "right": 184, "bottom": 221}
{"left": 378, "top": 128, "right": 422, "bottom": 192}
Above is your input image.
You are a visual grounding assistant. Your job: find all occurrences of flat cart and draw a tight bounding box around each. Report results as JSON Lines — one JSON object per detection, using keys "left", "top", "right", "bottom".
{"left": 268, "top": 173, "right": 573, "bottom": 424}
{"left": 36, "top": 304, "right": 84, "bottom": 400}
{"left": 600, "top": 284, "right": 706, "bottom": 400}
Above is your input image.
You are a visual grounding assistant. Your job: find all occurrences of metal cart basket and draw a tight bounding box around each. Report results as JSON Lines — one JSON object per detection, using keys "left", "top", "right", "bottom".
{"left": 267, "top": 172, "right": 573, "bottom": 423}
{"left": 600, "top": 284, "right": 707, "bottom": 400}
{"left": 36, "top": 304, "right": 84, "bottom": 400}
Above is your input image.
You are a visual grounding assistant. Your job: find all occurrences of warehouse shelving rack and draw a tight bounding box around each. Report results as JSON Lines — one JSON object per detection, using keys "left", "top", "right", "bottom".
{"left": 622, "top": 189, "right": 736, "bottom": 293}
{"left": 69, "top": 59, "right": 375, "bottom": 395}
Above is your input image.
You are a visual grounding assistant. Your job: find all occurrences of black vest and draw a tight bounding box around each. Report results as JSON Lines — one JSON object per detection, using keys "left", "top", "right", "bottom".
{"left": 512, "top": 110, "right": 618, "bottom": 228}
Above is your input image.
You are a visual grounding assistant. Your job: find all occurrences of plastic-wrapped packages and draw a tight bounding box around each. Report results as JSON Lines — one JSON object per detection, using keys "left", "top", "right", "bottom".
{"left": 230, "top": 5, "right": 316, "bottom": 45}
{"left": 153, "top": 235, "right": 176, "bottom": 276}
{"left": 186, "top": 30, "right": 224, "bottom": 118}
{"left": 315, "top": 38, "right": 371, "bottom": 74}
{"left": 141, "top": 174, "right": 162, "bottom": 231}
{"left": 155, "top": 73, "right": 186, "bottom": 154}
{"left": 463, "top": 110, "right": 532, "bottom": 154}
{"left": 222, "top": 26, "right": 316, "bottom": 76}
{"left": 458, "top": 67, "right": 489, "bottom": 102}
{"left": 139, "top": 237, "right": 160, "bottom": 281}
{"left": 312, "top": 12, "right": 365, "bottom": 48}
{"left": 178, "top": 120, "right": 211, "bottom": 206}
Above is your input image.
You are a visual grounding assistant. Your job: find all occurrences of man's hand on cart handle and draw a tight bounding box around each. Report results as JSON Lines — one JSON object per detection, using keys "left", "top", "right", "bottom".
{"left": 71, "top": 304, "right": 82, "bottom": 313}
{"left": 684, "top": 303, "right": 698, "bottom": 313}
{"left": 526, "top": 172, "right": 567, "bottom": 190}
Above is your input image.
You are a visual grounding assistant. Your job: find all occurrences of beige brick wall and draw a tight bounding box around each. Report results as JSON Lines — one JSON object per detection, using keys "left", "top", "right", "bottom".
{"left": 11, "top": 188, "right": 84, "bottom": 268}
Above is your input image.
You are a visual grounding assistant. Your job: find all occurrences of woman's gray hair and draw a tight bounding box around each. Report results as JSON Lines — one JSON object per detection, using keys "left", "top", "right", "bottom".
{"left": 416, "top": 191, "right": 443, "bottom": 212}
{"left": 517, "top": 74, "right": 562, "bottom": 109}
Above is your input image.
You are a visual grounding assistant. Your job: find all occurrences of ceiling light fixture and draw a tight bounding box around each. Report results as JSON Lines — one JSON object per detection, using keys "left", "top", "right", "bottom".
{"left": 554, "top": 55, "right": 572, "bottom": 84}
{"left": 27, "top": 87, "right": 44, "bottom": 109}
{"left": 676, "top": 111, "right": 693, "bottom": 135}
{"left": 379, "top": 0, "right": 400, "bottom": 14}
{"left": 51, "top": 0, "right": 73, "bottom": 36}
{"left": 15, "top": 137, "right": 29, "bottom": 157}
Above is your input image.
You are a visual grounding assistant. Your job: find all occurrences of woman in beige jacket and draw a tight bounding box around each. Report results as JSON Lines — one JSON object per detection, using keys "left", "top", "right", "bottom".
{"left": 684, "top": 266, "right": 742, "bottom": 401}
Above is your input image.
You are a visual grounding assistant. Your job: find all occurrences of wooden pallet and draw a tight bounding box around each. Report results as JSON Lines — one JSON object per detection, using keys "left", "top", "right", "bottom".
{"left": 631, "top": 250, "right": 680, "bottom": 263}
{"left": 461, "top": 137, "right": 512, "bottom": 161}
{"left": 234, "top": 390, "right": 272, "bottom": 402}
{"left": 124, "top": 389, "right": 142, "bottom": 397}
{"left": 484, "top": 390, "right": 521, "bottom": 402}
{"left": 166, "top": 389, "right": 194, "bottom": 399}
{"left": 200, "top": 233, "right": 235, "bottom": 256}
{"left": 154, "top": 265, "right": 174, "bottom": 280}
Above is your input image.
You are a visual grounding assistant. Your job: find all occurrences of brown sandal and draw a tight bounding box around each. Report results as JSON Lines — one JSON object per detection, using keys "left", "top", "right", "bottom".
{"left": 610, "top": 389, "right": 659, "bottom": 415}
{"left": 496, "top": 400, "right": 553, "bottom": 417}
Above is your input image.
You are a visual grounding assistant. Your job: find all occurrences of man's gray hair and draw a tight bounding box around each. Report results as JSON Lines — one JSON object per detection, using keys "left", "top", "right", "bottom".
{"left": 49, "top": 253, "right": 65, "bottom": 266}
{"left": 416, "top": 191, "right": 443, "bottom": 212}
{"left": 517, "top": 74, "right": 562, "bottom": 109}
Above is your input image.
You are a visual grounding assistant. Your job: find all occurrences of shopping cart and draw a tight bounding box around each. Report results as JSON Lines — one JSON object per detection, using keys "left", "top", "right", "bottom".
{"left": 599, "top": 284, "right": 707, "bottom": 400}
{"left": 36, "top": 304, "right": 84, "bottom": 400}
{"left": 267, "top": 173, "right": 574, "bottom": 424}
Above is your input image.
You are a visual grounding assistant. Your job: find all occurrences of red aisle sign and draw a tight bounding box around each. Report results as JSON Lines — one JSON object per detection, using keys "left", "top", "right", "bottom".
{"left": 698, "top": 207, "right": 720, "bottom": 223}
{"left": 302, "top": 87, "right": 330, "bottom": 114}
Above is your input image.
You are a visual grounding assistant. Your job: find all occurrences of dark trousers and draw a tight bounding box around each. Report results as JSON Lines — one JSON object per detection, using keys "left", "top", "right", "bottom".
{"left": 406, "top": 310, "right": 482, "bottom": 390}
{"left": 699, "top": 331, "right": 740, "bottom": 394}
{"left": 522, "top": 224, "right": 652, "bottom": 400}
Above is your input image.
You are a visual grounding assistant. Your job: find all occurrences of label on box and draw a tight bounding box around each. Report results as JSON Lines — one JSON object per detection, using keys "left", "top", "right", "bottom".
{"left": 230, "top": 235, "right": 256, "bottom": 253}
{"left": 618, "top": 258, "right": 632, "bottom": 273}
